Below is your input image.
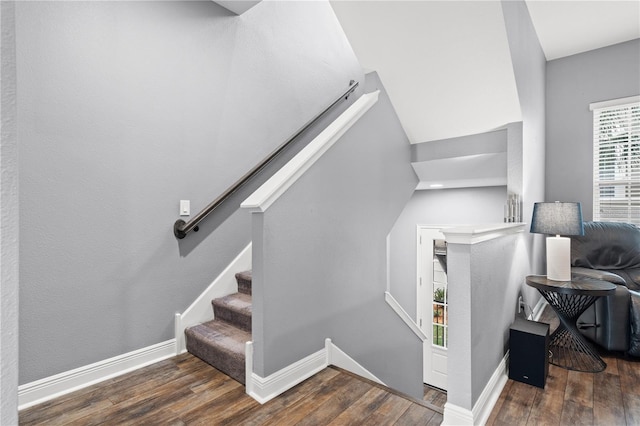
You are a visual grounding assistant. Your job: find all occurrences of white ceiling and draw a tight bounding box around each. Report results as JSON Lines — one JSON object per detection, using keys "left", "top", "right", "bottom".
{"left": 331, "top": 0, "right": 522, "bottom": 144}
{"left": 331, "top": 0, "right": 640, "bottom": 144}
{"left": 526, "top": 0, "right": 640, "bottom": 61}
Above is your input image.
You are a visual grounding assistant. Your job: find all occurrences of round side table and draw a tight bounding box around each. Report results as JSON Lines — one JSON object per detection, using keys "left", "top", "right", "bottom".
{"left": 525, "top": 274, "right": 616, "bottom": 372}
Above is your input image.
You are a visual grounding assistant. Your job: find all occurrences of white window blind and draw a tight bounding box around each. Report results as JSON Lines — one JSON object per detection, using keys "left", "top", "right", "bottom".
{"left": 592, "top": 98, "right": 640, "bottom": 225}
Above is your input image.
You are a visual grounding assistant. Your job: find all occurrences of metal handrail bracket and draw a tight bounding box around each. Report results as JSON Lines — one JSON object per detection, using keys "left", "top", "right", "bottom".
{"left": 174, "top": 80, "right": 359, "bottom": 239}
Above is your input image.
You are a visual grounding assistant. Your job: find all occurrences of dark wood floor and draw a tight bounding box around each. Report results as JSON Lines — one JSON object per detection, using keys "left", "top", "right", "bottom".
{"left": 488, "top": 305, "right": 640, "bottom": 425}
{"left": 19, "top": 353, "right": 443, "bottom": 425}
{"left": 26, "top": 304, "right": 639, "bottom": 425}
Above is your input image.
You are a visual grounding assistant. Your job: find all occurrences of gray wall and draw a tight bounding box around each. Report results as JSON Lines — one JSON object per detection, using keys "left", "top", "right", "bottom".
{"left": 446, "top": 232, "right": 526, "bottom": 410}
{"left": 1, "top": 1, "right": 19, "bottom": 423}
{"left": 251, "top": 72, "right": 423, "bottom": 398}
{"left": 546, "top": 39, "right": 640, "bottom": 220}
{"left": 501, "top": 0, "right": 546, "bottom": 291}
{"left": 446, "top": 0, "right": 547, "bottom": 411}
{"left": 388, "top": 186, "right": 507, "bottom": 319}
{"left": 17, "top": 0, "right": 362, "bottom": 384}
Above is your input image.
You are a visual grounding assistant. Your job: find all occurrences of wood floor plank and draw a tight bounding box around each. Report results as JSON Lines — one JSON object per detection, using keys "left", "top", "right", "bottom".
{"left": 77, "top": 361, "right": 224, "bottom": 425}
{"left": 360, "top": 392, "right": 414, "bottom": 425}
{"left": 600, "top": 352, "right": 620, "bottom": 376}
{"left": 19, "top": 398, "right": 114, "bottom": 426}
{"left": 393, "top": 403, "right": 436, "bottom": 425}
{"left": 545, "top": 364, "right": 569, "bottom": 393}
{"left": 593, "top": 372, "right": 626, "bottom": 426}
{"left": 619, "top": 356, "right": 640, "bottom": 396}
{"left": 326, "top": 386, "right": 390, "bottom": 425}
{"left": 486, "top": 379, "right": 513, "bottom": 426}
{"left": 258, "top": 372, "right": 357, "bottom": 426}
{"left": 525, "top": 387, "right": 563, "bottom": 426}
{"left": 165, "top": 374, "right": 240, "bottom": 417}
{"left": 426, "top": 411, "right": 444, "bottom": 425}
{"left": 491, "top": 380, "right": 535, "bottom": 425}
{"left": 186, "top": 386, "right": 261, "bottom": 426}
{"left": 107, "top": 357, "right": 216, "bottom": 405}
{"left": 294, "top": 375, "right": 373, "bottom": 425}
{"left": 219, "top": 368, "right": 341, "bottom": 426}
{"left": 19, "top": 357, "right": 182, "bottom": 425}
{"left": 560, "top": 400, "right": 593, "bottom": 425}
{"left": 18, "top": 354, "right": 443, "bottom": 426}
{"left": 624, "top": 392, "right": 640, "bottom": 425}
{"left": 564, "top": 370, "right": 593, "bottom": 408}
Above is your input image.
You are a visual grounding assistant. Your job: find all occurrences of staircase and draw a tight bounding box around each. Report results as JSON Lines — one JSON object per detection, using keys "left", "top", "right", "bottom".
{"left": 185, "top": 270, "right": 252, "bottom": 384}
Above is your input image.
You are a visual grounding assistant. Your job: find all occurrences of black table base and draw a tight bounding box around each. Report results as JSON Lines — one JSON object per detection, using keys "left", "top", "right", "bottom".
{"left": 538, "top": 290, "right": 606, "bottom": 372}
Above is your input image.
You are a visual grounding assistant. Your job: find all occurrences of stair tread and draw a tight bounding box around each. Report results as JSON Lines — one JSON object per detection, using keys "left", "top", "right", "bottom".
{"left": 235, "top": 270, "right": 252, "bottom": 281}
{"left": 187, "top": 320, "right": 250, "bottom": 355}
{"left": 213, "top": 292, "right": 252, "bottom": 313}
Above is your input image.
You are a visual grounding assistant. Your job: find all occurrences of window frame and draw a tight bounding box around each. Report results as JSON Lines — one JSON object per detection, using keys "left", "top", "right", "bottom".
{"left": 590, "top": 96, "right": 640, "bottom": 226}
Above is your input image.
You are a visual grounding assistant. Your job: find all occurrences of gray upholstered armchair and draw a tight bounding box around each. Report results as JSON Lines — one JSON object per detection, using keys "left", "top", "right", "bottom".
{"left": 571, "top": 221, "right": 640, "bottom": 355}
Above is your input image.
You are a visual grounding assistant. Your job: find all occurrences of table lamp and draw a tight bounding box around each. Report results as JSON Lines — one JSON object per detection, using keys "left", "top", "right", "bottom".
{"left": 530, "top": 201, "right": 584, "bottom": 281}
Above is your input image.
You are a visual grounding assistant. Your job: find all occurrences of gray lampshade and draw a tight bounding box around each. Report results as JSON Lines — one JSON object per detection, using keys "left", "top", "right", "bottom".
{"left": 530, "top": 202, "right": 584, "bottom": 236}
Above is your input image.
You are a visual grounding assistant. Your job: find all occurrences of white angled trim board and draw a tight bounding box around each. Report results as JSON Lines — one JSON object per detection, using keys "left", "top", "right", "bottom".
{"left": 245, "top": 338, "right": 386, "bottom": 404}
{"left": 18, "top": 339, "right": 176, "bottom": 410}
{"left": 442, "top": 352, "right": 509, "bottom": 425}
{"left": 241, "top": 91, "right": 380, "bottom": 213}
{"left": 385, "top": 291, "right": 427, "bottom": 341}
{"left": 325, "top": 338, "right": 386, "bottom": 385}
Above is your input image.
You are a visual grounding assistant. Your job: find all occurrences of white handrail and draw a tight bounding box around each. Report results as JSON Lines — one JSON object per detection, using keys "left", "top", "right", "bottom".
{"left": 241, "top": 91, "right": 380, "bottom": 213}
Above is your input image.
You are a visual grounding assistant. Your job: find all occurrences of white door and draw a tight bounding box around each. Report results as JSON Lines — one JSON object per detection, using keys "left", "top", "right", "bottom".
{"left": 418, "top": 227, "right": 448, "bottom": 390}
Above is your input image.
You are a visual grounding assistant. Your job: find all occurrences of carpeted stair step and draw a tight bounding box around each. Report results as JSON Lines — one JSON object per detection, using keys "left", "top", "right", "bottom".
{"left": 212, "top": 292, "right": 252, "bottom": 332}
{"left": 185, "top": 319, "right": 250, "bottom": 384}
{"left": 235, "top": 270, "right": 252, "bottom": 295}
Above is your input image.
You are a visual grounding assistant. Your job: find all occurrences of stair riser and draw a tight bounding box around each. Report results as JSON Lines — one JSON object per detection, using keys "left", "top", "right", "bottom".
{"left": 185, "top": 336, "right": 245, "bottom": 384}
{"left": 213, "top": 301, "right": 252, "bottom": 332}
{"left": 237, "top": 277, "right": 252, "bottom": 295}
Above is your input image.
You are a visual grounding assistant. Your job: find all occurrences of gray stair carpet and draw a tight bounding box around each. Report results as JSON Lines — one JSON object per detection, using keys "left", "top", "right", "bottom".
{"left": 185, "top": 270, "right": 252, "bottom": 384}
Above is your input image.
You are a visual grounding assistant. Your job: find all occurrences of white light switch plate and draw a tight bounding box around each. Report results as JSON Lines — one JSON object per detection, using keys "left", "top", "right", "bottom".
{"left": 180, "top": 200, "right": 190, "bottom": 216}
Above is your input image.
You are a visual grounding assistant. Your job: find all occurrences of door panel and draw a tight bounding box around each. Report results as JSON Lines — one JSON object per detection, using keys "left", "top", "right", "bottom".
{"left": 419, "top": 227, "right": 448, "bottom": 391}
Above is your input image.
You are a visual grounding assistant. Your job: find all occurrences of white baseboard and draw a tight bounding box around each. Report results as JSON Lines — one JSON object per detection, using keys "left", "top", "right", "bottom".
{"left": 245, "top": 338, "right": 386, "bottom": 404}
{"left": 443, "top": 352, "right": 509, "bottom": 425}
{"left": 443, "top": 402, "right": 475, "bottom": 425}
{"left": 245, "top": 342, "right": 327, "bottom": 404}
{"left": 530, "top": 297, "right": 547, "bottom": 321}
{"left": 175, "top": 243, "right": 252, "bottom": 354}
{"left": 18, "top": 339, "right": 176, "bottom": 411}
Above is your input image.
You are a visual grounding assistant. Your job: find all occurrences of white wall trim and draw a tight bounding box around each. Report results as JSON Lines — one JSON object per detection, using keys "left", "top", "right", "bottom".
{"left": 245, "top": 344, "right": 328, "bottom": 404}
{"left": 212, "top": 0, "right": 261, "bottom": 15}
{"left": 443, "top": 402, "right": 475, "bottom": 425}
{"left": 385, "top": 291, "right": 428, "bottom": 341}
{"left": 245, "top": 338, "right": 386, "bottom": 404}
{"left": 443, "top": 352, "right": 509, "bottom": 425}
{"left": 241, "top": 91, "right": 380, "bottom": 213}
{"left": 589, "top": 95, "right": 640, "bottom": 111}
{"left": 530, "top": 296, "right": 547, "bottom": 321}
{"left": 175, "top": 243, "right": 252, "bottom": 354}
{"left": 325, "top": 338, "right": 386, "bottom": 385}
{"left": 18, "top": 339, "right": 176, "bottom": 411}
{"left": 472, "top": 353, "right": 509, "bottom": 425}
{"left": 442, "top": 223, "right": 526, "bottom": 245}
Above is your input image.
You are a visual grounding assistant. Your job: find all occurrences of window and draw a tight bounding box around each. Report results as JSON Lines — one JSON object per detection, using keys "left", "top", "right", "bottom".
{"left": 591, "top": 96, "right": 640, "bottom": 226}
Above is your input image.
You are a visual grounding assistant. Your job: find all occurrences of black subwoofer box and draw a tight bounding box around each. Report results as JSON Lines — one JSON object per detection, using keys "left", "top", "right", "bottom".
{"left": 509, "top": 318, "right": 549, "bottom": 388}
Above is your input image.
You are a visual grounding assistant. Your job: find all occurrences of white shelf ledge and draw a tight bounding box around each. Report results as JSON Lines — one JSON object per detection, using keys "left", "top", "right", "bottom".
{"left": 442, "top": 223, "right": 527, "bottom": 245}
